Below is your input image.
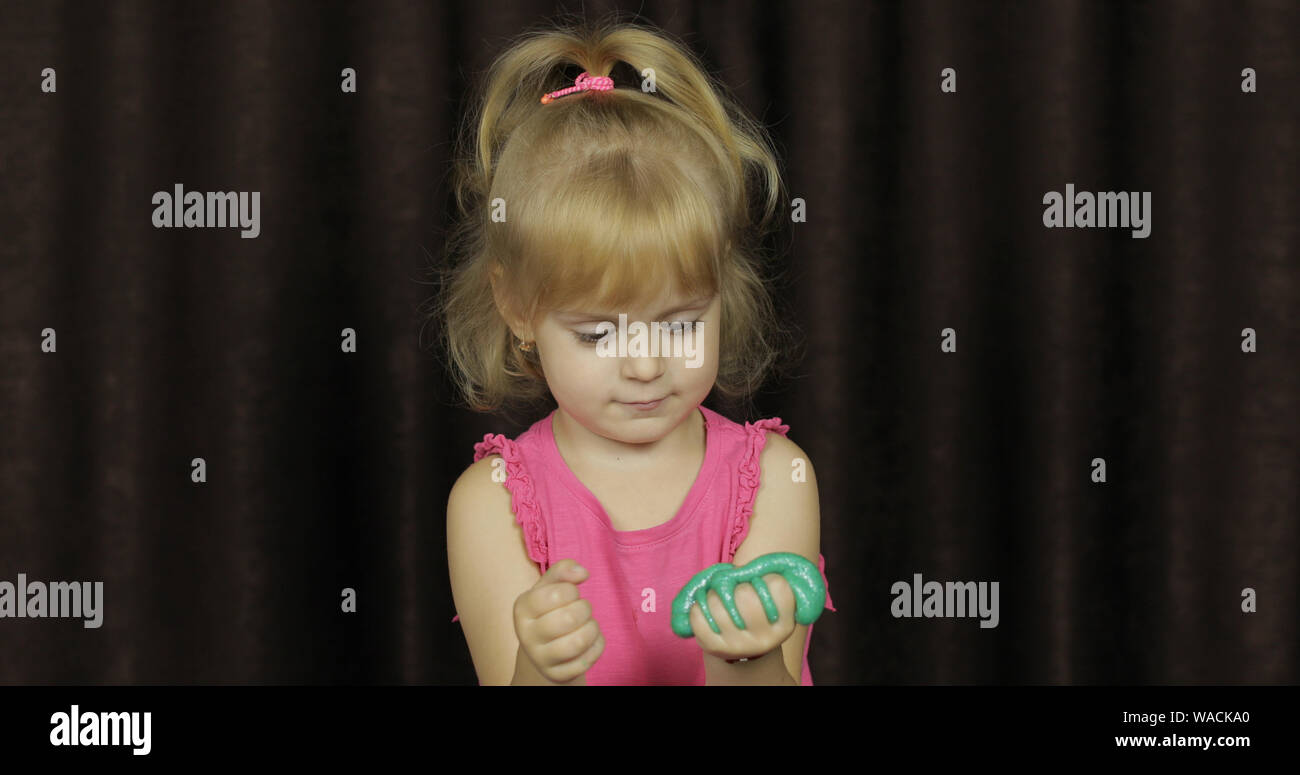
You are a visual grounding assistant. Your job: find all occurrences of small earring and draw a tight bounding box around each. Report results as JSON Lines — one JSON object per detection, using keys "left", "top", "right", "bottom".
{"left": 518, "top": 339, "right": 535, "bottom": 353}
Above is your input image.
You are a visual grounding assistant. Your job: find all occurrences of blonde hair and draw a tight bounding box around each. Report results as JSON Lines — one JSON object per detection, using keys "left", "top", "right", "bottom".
{"left": 429, "top": 14, "right": 802, "bottom": 419}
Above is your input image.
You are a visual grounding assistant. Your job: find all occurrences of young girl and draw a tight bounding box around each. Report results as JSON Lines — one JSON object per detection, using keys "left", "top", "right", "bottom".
{"left": 436, "top": 17, "right": 835, "bottom": 685}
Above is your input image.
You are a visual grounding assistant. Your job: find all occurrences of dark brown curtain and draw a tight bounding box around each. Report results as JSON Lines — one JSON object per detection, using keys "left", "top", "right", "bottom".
{"left": 1, "top": 0, "right": 1294, "bottom": 685}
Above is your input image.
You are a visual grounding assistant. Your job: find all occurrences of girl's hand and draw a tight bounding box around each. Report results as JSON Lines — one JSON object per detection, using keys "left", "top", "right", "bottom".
{"left": 513, "top": 559, "right": 605, "bottom": 684}
{"left": 689, "top": 572, "right": 797, "bottom": 661}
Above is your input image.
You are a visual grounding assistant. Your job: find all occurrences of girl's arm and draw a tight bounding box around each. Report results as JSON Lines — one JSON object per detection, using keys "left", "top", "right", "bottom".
{"left": 447, "top": 454, "right": 546, "bottom": 685}
{"left": 722, "top": 433, "right": 822, "bottom": 685}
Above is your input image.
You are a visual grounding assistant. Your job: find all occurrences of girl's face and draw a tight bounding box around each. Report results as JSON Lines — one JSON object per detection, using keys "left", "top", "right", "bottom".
{"left": 531, "top": 287, "right": 721, "bottom": 446}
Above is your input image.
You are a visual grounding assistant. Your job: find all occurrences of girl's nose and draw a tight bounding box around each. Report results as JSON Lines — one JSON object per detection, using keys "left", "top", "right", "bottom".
{"left": 620, "top": 349, "right": 667, "bottom": 381}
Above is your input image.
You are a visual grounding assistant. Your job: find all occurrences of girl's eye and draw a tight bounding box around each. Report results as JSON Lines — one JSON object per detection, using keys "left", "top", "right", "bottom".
{"left": 665, "top": 319, "right": 704, "bottom": 335}
{"left": 571, "top": 319, "right": 703, "bottom": 346}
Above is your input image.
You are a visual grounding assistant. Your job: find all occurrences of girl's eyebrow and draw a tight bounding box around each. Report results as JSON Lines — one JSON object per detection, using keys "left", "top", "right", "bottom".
{"left": 557, "top": 296, "right": 712, "bottom": 321}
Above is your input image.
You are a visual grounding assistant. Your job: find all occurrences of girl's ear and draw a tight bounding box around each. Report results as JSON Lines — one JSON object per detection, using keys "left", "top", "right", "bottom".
{"left": 489, "top": 262, "right": 533, "bottom": 341}
{"left": 488, "top": 262, "right": 511, "bottom": 321}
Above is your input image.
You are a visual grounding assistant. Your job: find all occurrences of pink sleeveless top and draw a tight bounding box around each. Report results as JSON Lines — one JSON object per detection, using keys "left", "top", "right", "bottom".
{"left": 451, "top": 404, "right": 836, "bottom": 685}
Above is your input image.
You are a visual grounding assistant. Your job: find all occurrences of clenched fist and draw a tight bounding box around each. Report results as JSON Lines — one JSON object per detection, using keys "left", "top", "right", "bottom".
{"left": 688, "top": 572, "right": 796, "bottom": 662}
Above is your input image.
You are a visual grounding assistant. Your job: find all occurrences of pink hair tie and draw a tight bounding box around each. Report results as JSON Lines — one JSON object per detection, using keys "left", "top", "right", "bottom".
{"left": 541, "top": 71, "right": 614, "bottom": 104}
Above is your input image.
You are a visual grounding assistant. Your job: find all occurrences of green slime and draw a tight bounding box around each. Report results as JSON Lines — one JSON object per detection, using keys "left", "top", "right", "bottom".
{"left": 671, "top": 552, "right": 825, "bottom": 637}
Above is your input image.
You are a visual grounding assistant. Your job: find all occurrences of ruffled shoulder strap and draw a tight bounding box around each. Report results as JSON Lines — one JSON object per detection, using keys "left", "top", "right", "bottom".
{"left": 726, "top": 417, "right": 791, "bottom": 560}
{"left": 451, "top": 433, "right": 548, "bottom": 625}
{"left": 473, "top": 433, "right": 548, "bottom": 569}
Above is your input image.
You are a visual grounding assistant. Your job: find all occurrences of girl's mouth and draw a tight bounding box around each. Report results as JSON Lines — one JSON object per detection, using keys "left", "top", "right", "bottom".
{"left": 622, "top": 397, "right": 665, "bottom": 410}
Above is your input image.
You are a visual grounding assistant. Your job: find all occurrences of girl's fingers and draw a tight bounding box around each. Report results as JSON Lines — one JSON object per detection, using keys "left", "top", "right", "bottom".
{"left": 691, "top": 583, "right": 793, "bottom": 656}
